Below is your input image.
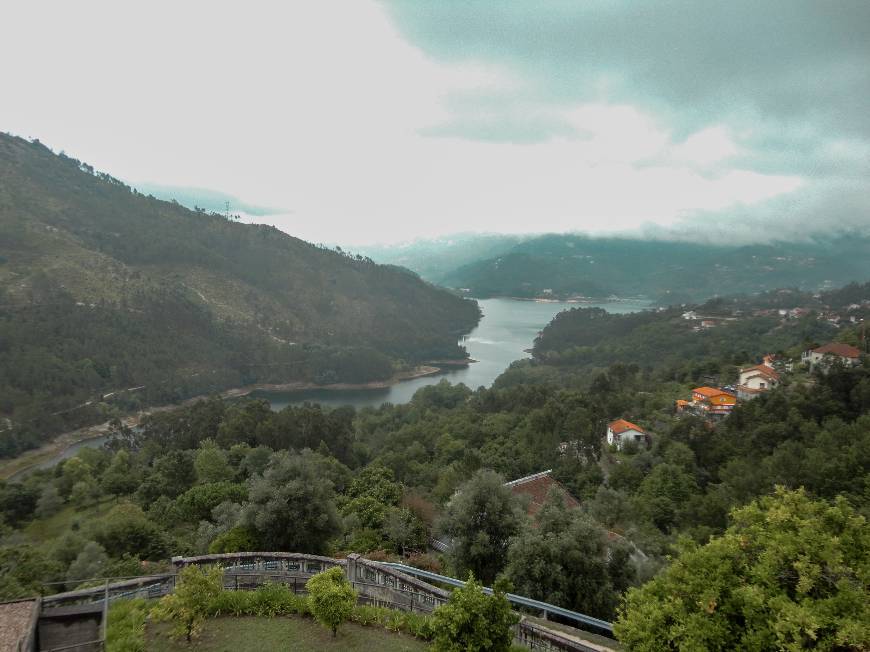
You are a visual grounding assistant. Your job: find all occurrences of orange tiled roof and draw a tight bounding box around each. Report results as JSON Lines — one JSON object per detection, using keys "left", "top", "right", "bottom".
{"left": 813, "top": 343, "right": 862, "bottom": 358}
{"left": 692, "top": 386, "right": 735, "bottom": 398}
{"left": 608, "top": 418, "right": 645, "bottom": 435}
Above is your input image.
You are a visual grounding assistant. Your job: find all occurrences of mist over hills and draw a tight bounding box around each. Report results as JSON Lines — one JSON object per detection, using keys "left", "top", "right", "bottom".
{"left": 131, "top": 183, "right": 281, "bottom": 217}
{"left": 362, "top": 232, "right": 870, "bottom": 303}
{"left": 356, "top": 233, "right": 527, "bottom": 284}
{"left": 0, "top": 133, "right": 479, "bottom": 455}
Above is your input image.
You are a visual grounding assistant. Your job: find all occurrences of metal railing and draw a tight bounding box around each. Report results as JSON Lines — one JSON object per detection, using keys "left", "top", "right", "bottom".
{"left": 379, "top": 562, "right": 614, "bottom": 637}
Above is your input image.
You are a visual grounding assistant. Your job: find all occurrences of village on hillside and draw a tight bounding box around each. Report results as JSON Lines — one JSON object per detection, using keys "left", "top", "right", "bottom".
{"left": 605, "top": 341, "right": 865, "bottom": 451}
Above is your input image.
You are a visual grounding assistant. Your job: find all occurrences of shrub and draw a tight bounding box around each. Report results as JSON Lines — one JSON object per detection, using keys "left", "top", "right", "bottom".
{"left": 306, "top": 566, "right": 357, "bottom": 637}
{"left": 348, "top": 604, "right": 434, "bottom": 640}
{"left": 207, "top": 588, "right": 252, "bottom": 617}
{"left": 106, "top": 599, "right": 151, "bottom": 652}
{"left": 152, "top": 565, "right": 223, "bottom": 642}
{"left": 431, "top": 574, "right": 518, "bottom": 652}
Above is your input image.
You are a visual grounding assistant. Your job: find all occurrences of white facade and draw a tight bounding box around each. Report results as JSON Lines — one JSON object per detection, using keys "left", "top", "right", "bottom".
{"left": 606, "top": 425, "right": 646, "bottom": 449}
{"left": 738, "top": 369, "right": 778, "bottom": 390}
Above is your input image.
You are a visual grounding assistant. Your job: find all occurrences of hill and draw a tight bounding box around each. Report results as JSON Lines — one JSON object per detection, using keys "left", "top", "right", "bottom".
{"left": 437, "top": 233, "right": 870, "bottom": 302}
{"left": 355, "top": 233, "right": 526, "bottom": 285}
{"left": 0, "top": 133, "right": 479, "bottom": 456}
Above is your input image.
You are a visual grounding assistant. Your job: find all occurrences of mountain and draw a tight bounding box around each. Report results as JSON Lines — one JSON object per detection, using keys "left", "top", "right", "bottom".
{"left": 131, "top": 183, "right": 281, "bottom": 217}
{"left": 355, "top": 233, "right": 526, "bottom": 284}
{"left": 439, "top": 233, "right": 870, "bottom": 302}
{"left": 0, "top": 134, "right": 479, "bottom": 456}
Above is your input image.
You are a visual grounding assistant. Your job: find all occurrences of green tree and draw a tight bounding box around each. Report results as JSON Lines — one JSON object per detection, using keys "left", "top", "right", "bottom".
{"left": 431, "top": 574, "right": 518, "bottom": 652}
{"left": 69, "top": 478, "right": 99, "bottom": 507}
{"left": 101, "top": 449, "right": 140, "bottom": 495}
{"left": 194, "top": 439, "right": 234, "bottom": 484}
{"left": 95, "top": 503, "right": 168, "bottom": 560}
{"left": 439, "top": 469, "right": 524, "bottom": 584}
{"left": 614, "top": 488, "right": 870, "bottom": 651}
{"left": 347, "top": 464, "right": 402, "bottom": 505}
{"left": 505, "top": 489, "right": 635, "bottom": 619}
{"left": 153, "top": 565, "right": 224, "bottom": 642}
{"left": 66, "top": 541, "right": 109, "bottom": 587}
{"left": 242, "top": 451, "right": 340, "bottom": 553}
{"left": 384, "top": 506, "right": 425, "bottom": 557}
{"left": 208, "top": 526, "right": 257, "bottom": 554}
{"left": 0, "top": 545, "right": 63, "bottom": 599}
{"left": 35, "top": 484, "right": 63, "bottom": 518}
{"left": 175, "top": 482, "right": 247, "bottom": 522}
{"left": 58, "top": 457, "right": 94, "bottom": 498}
{"left": 306, "top": 566, "right": 357, "bottom": 638}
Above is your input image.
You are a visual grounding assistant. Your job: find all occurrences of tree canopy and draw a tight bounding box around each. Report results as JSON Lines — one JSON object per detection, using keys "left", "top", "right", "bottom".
{"left": 614, "top": 488, "right": 870, "bottom": 651}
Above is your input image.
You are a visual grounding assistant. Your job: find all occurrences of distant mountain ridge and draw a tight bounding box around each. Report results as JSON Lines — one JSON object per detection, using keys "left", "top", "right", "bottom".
{"left": 355, "top": 234, "right": 527, "bottom": 284}
{"left": 437, "top": 233, "right": 870, "bottom": 302}
{"left": 0, "top": 133, "right": 479, "bottom": 456}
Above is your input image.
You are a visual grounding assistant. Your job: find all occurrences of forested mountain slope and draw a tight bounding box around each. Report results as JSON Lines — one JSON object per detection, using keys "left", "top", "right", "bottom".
{"left": 0, "top": 133, "right": 479, "bottom": 455}
{"left": 440, "top": 233, "right": 870, "bottom": 302}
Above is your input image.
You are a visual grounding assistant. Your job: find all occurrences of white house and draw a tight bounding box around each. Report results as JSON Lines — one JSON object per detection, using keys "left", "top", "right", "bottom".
{"left": 802, "top": 343, "right": 862, "bottom": 369}
{"left": 737, "top": 355, "right": 781, "bottom": 399}
{"left": 607, "top": 419, "right": 648, "bottom": 450}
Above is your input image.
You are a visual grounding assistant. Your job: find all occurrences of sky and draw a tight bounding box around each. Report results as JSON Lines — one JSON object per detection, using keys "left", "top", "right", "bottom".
{"left": 2, "top": 1, "right": 868, "bottom": 245}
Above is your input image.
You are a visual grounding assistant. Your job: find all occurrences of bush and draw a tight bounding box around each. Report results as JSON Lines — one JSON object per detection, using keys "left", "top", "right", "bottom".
{"left": 152, "top": 565, "right": 223, "bottom": 642}
{"left": 348, "top": 604, "right": 433, "bottom": 640}
{"left": 106, "top": 599, "right": 151, "bottom": 652}
{"left": 306, "top": 567, "right": 357, "bottom": 637}
{"left": 249, "top": 582, "right": 308, "bottom": 617}
{"left": 431, "top": 574, "right": 518, "bottom": 652}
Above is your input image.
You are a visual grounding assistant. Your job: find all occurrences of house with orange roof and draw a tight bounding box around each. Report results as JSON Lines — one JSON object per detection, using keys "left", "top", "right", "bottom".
{"left": 690, "top": 386, "right": 737, "bottom": 416}
{"left": 802, "top": 342, "right": 862, "bottom": 369}
{"left": 606, "top": 418, "right": 649, "bottom": 450}
{"left": 737, "top": 355, "right": 781, "bottom": 399}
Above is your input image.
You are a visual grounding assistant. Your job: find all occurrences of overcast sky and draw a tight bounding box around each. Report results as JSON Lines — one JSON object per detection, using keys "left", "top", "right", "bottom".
{"left": 2, "top": 1, "right": 868, "bottom": 245}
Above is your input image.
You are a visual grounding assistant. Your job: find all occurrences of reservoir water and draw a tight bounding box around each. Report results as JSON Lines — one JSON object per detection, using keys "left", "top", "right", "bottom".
{"left": 254, "top": 297, "right": 649, "bottom": 411}
{"left": 12, "top": 297, "right": 649, "bottom": 477}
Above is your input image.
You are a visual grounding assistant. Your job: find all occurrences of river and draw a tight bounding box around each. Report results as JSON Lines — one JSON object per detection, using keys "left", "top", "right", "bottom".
{"left": 14, "top": 297, "right": 648, "bottom": 475}
{"left": 253, "top": 297, "right": 650, "bottom": 411}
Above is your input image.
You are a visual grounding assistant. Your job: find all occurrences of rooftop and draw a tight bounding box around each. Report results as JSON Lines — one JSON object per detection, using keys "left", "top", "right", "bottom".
{"left": 740, "top": 364, "right": 780, "bottom": 380}
{"left": 812, "top": 342, "right": 862, "bottom": 358}
{"left": 607, "top": 418, "right": 645, "bottom": 435}
{"left": 692, "top": 386, "right": 736, "bottom": 399}
{"left": 506, "top": 470, "right": 580, "bottom": 517}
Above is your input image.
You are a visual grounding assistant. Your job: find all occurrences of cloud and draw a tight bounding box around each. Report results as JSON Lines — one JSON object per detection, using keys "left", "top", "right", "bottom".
{"left": 384, "top": 1, "right": 870, "bottom": 138}
{"left": 0, "top": 1, "right": 866, "bottom": 245}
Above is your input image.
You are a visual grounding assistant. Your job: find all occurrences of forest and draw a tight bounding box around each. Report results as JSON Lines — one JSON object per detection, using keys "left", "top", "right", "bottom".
{"left": 439, "top": 233, "right": 870, "bottom": 302}
{"left": 0, "top": 133, "right": 480, "bottom": 456}
{"left": 1, "top": 281, "right": 868, "bottom": 647}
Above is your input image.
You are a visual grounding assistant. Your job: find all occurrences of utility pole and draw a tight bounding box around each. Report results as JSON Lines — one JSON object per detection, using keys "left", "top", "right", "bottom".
{"left": 225, "top": 200, "right": 231, "bottom": 221}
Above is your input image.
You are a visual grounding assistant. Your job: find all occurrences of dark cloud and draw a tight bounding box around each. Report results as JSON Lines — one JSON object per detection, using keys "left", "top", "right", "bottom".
{"left": 384, "top": 1, "right": 870, "bottom": 141}
{"left": 382, "top": 1, "right": 870, "bottom": 240}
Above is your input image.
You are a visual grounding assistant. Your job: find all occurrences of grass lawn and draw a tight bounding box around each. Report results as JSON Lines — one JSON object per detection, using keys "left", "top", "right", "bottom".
{"left": 146, "top": 616, "right": 430, "bottom": 651}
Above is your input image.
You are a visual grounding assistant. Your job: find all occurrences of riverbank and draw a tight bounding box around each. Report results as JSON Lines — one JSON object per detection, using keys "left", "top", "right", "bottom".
{"left": 0, "top": 364, "right": 446, "bottom": 481}
{"left": 221, "top": 365, "right": 444, "bottom": 398}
